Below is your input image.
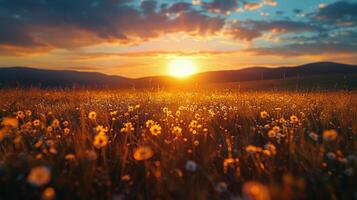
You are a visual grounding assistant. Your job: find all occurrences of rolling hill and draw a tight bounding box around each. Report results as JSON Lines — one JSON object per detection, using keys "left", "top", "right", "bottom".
{"left": 0, "top": 62, "right": 357, "bottom": 89}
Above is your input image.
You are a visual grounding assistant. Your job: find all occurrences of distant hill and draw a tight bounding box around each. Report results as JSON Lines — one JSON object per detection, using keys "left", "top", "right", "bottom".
{"left": 0, "top": 62, "right": 357, "bottom": 89}
{"left": 0, "top": 67, "right": 132, "bottom": 88}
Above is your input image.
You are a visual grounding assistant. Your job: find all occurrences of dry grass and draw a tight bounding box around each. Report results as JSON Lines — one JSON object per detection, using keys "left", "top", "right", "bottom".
{"left": 0, "top": 88, "right": 356, "bottom": 200}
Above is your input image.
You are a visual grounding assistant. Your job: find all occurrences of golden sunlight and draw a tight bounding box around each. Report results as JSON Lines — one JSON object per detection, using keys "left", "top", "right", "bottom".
{"left": 168, "top": 57, "right": 198, "bottom": 78}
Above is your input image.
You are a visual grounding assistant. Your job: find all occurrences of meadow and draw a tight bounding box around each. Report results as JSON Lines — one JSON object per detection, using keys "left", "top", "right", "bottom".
{"left": 0, "top": 88, "right": 356, "bottom": 200}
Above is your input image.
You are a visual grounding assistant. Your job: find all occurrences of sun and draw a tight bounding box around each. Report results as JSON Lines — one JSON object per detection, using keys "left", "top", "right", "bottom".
{"left": 168, "top": 57, "right": 198, "bottom": 78}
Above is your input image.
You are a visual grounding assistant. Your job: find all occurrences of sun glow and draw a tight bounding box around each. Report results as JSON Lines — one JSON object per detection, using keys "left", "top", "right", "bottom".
{"left": 168, "top": 57, "right": 198, "bottom": 78}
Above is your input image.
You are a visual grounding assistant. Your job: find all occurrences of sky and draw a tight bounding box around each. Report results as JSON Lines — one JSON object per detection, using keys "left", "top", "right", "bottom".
{"left": 0, "top": 0, "right": 357, "bottom": 77}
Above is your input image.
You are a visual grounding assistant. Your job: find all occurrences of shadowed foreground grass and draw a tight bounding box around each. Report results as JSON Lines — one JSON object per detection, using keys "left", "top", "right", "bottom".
{"left": 0, "top": 89, "right": 356, "bottom": 200}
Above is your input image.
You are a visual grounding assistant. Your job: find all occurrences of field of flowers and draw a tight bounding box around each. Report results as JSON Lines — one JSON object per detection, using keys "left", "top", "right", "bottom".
{"left": 0, "top": 89, "right": 356, "bottom": 200}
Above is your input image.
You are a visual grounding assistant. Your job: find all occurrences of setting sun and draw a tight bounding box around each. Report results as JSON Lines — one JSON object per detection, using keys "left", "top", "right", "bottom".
{"left": 168, "top": 57, "right": 198, "bottom": 78}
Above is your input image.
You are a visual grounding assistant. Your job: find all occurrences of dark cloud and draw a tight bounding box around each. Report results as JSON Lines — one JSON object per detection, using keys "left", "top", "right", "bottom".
{"left": 246, "top": 43, "right": 357, "bottom": 56}
{"left": 202, "top": 0, "right": 239, "bottom": 12}
{"left": 165, "top": 2, "right": 192, "bottom": 13}
{"left": 314, "top": 1, "right": 357, "bottom": 23}
{"left": 0, "top": 0, "right": 225, "bottom": 54}
{"left": 226, "top": 20, "right": 322, "bottom": 41}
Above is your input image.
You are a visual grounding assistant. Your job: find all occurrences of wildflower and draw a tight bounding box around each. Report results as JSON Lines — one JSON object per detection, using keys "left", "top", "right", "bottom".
{"left": 49, "top": 147, "right": 57, "bottom": 155}
{"left": 42, "top": 187, "right": 55, "bottom": 200}
{"left": 208, "top": 109, "right": 215, "bottom": 117}
{"left": 290, "top": 115, "right": 299, "bottom": 123}
{"left": 189, "top": 120, "right": 198, "bottom": 128}
{"left": 223, "top": 158, "right": 239, "bottom": 173}
{"left": 110, "top": 111, "right": 118, "bottom": 116}
{"left": 150, "top": 124, "right": 162, "bottom": 136}
{"left": 279, "top": 118, "right": 286, "bottom": 123}
{"left": 65, "top": 154, "right": 76, "bottom": 160}
{"left": 51, "top": 119, "right": 60, "bottom": 128}
{"left": 93, "top": 134, "right": 108, "bottom": 149}
{"left": 121, "top": 122, "right": 134, "bottom": 133}
{"left": 133, "top": 145, "right": 154, "bottom": 161}
{"left": 245, "top": 145, "right": 261, "bottom": 154}
{"left": 267, "top": 130, "right": 276, "bottom": 138}
{"left": 145, "top": 120, "right": 155, "bottom": 128}
{"left": 308, "top": 132, "right": 319, "bottom": 142}
{"left": 128, "top": 106, "right": 134, "bottom": 112}
{"left": 27, "top": 166, "right": 51, "bottom": 187}
{"left": 175, "top": 110, "right": 181, "bottom": 117}
{"left": 194, "top": 140, "right": 200, "bottom": 146}
{"left": 242, "top": 181, "right": 270, "bottom": 200}
{"left": 185, "top": 160, "right": 197, "bottom": 172}
{"left": 264, "top": 143, "right": 277, "bottom": 155}
{"left": 46, "top": 126, "right": 53, "bottom": 133}
{"left": 25, "top": 110, "right": 32, "bottom": 116}
{"left": 121, "top": 174, "right": 131, "bottom": 181}
{"left": 96, "top": 125, "right": 108, "bottom": 134}
{"left": 63, "top": 128, "right": 70, "bottom": 136}
{"left": 62, "top": 120, "right": 69, "bottom": 127}
{"left": 162, "top": 107, "right": 169, "bottom": 113}
{"left": 172, "top": 126, "right": 182, "bottom": 136}
{"left": 88, "top": 111, "right": 97, "bottom": 120}
{"left": 323, "top": 129, "right": 337, "bottom": 142}
{"left": 260, "top": 111, "right": 268, "bottom": 119}
{"left": 33, "top": 119, "right": 40, "bottom": 127}
{"left": 272, "top": 126, "right": 280, "bottom": 133}
{"left": 17, "top": 111, "right": 25, "bottom": 119}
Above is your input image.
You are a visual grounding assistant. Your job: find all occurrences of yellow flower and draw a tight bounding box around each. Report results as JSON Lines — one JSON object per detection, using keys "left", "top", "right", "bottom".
{"left": 150, "top": 124, "right": 162, "bottom": 136}
{"left": 189, "top": 120, "right": 198, "bottom": 128}
{"left": 267, "top": 130, "right": 276, "bottom": 138}
{"left": 242, "top": 181, "right": 270, "bottom": 200}
{"left": 264, "top": 143, "right": 277, "bottom": 155}
{"left": 88, "top": 111, "right": 97, "bottom": 120}
{"left": 33, "top": 119, "right": 41, "bottom": 127}
{"left": 260, "top": 111, "right": 268, "bottom": 119}
{"left": 245, "top": 145, "right": 261, "bottom": 154}
{"left": 133, "top": 145, "right": 154, "bottom": 161}
{"left": 63, "top": 128, "right": 70, "bottom": 136}
{"left": 42, "top": 187, "right": 55, "bottom": 200}
{"left": 272, "top": 126, "right": 280, "bottom": 133}
{"left": 290, "top": 115, "right": 299, "bottom": 123}
{"left": 96, "top": 125, "right": 108, "bottom": 133}
{"left": 323, "top": 129, "right": 337, "bottom": 142}
{"left": 25, "top": 110, "right": 32, "bottom": 116}
{"left": 93, "top": 134, "right": 108, "bottom": 149}
{"left": 172, "top": 126, "right": 182, "bottom": 136}
{"left": 128, "top": 106, "right": 134, "bottom": 112}
{"left": 65, "top": 154, "right": 76, "bottom": 160}
{"left": 145, "top": 120, "right": 155, "bottom": 128}
{"left": 51, "top": 119, "right": 60, "bottom": 128}
{"left": 162, "top": 107, "right": 169, "bottom": 113}
{"left": 62, "top": 120, "right": 69, "bottom": 127}
{"left": 120, "top": 122, "right": 134, "bottom": 133}
{"left": 27, "top": 166, "right": 51, "bottom": 187}
{"left": 17, "top": 111, "right": 25, "bottom": 119}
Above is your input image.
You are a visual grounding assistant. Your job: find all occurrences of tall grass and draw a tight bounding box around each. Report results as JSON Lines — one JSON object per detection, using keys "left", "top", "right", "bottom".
{"left": 0, "top": 89, "right": 356, "bottom": 200}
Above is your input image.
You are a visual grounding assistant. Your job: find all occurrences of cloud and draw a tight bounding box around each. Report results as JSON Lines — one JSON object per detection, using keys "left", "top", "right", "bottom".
{"left": 313, "top": 1, "right": 357, "bottom": 23}
{"left": 226, "top": 20, "right": 322, "bottom": 41}
{"left": 202, "top": 0, "right": 239, "bottom": 12}
{"left": 246, "top": 43, "right": 357, "bottom": 57}
{"left": 0, "top": 0, "right": 225, "bottom": 55}
{"left": 243, "top": 2, "right": 263, "bottom": 11}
